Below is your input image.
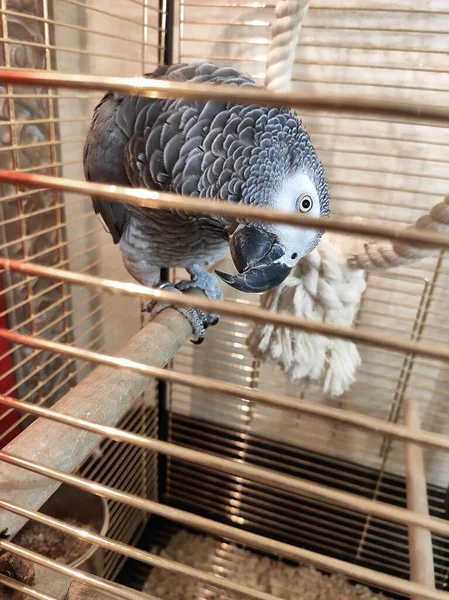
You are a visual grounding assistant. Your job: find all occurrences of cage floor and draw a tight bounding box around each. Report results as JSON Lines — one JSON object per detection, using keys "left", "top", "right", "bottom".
{"left": 144, "top": 529, "right": 390, "bottom": 600}
{"left": 117, "top": 521, "right": 389, "bottom": 599}
{"left": 117, "top": 415, "right": 449, "bottom": 599}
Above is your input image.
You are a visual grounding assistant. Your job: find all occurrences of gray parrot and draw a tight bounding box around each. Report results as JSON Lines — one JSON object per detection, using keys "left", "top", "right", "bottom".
{"left": 83, "top": 62, "right": 329, "bottom": 343}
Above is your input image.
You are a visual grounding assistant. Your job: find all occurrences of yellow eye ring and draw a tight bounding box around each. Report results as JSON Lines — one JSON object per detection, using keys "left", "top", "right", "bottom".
{"left": 298, "top": 194, "right": 313, "bottom": 213}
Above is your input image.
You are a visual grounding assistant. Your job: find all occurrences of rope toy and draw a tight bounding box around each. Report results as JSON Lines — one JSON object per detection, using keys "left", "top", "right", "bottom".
{"left": 264, "top": 0, "right": 310, "bottom": 93}
{"left": 248, "top": 0, "right": 449, "bottom": 396}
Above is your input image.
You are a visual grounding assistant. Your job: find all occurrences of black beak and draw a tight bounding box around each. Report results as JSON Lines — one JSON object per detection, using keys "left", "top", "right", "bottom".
{"left": 215, "top": 225, "right": 292, "bottom": 293}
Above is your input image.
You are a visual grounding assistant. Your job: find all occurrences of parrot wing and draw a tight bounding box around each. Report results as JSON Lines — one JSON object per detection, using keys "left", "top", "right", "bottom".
{"left": 83, "top": 92, "right": 137, "bottom": 244}
{"left": 84, "top": 64, "right": 201, "bottom": 243}
{"left": 83, "top": 62, "right": 258, "bottom": 243}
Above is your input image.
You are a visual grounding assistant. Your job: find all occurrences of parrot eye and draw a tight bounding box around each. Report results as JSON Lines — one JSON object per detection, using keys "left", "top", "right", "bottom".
{"left": 298, "top": 194, "right": 313, "bottom": 213}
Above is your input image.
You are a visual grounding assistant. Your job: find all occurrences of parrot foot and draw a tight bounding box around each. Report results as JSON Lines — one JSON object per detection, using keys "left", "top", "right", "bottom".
{"left": 175, "top": 264, "right": 222, "bottom": 327}
{"left": 143, "top": 282, "right": 210, "bottom": 345}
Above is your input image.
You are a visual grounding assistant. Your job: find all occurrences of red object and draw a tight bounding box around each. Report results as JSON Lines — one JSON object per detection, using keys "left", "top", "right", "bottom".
{"left": 0, "top": 274, "right": 21, "bottom": 448}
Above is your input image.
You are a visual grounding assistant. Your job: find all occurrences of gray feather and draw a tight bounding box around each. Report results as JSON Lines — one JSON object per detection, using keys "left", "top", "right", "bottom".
{"left": 83, "top": 61, "right": 330, "bottom": 281}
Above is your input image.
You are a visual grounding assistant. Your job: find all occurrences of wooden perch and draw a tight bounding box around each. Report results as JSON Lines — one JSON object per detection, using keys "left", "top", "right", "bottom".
{"left": 0, "top": 300, "right": 193, "bottom": 540}
{"left": 65, "top": 580, "right": 123, "bottom": 600}
{"left": 0, "top": 297, "right": 196, "bottom": 600}
{"left": 404, "top": 396, "right": 435, "bottom": 600}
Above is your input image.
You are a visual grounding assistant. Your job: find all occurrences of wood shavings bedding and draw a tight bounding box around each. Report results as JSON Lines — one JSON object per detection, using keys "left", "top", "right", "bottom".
{"left": 143, "top": 530, "right": 388, "bottom": 600}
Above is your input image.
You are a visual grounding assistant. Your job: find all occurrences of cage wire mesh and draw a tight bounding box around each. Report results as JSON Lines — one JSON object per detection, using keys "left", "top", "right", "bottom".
{"left": 0, "top": 1, "right": 448, "bottom": 600}
{"left": 0, "top": 0, "right": 164, "bottom": 586}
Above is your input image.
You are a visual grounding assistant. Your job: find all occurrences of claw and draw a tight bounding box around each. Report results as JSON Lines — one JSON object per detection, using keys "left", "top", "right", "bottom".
{"left": 142, "top": 275, "right": 220, "bottom": 343}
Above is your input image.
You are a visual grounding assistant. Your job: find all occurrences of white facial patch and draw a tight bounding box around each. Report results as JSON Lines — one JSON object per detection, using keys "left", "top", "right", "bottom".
{"left": 271, "top": 171, "right": 322, "bottom": 267}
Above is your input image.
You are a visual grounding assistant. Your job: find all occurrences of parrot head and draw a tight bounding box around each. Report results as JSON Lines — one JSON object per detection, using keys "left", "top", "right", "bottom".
{"left": 215, "top": 111, "right": 329, "bottom": 294}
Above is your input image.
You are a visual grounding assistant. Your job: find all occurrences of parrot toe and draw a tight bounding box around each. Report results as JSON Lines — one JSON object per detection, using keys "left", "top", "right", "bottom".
{"left": 143, "top": 282, "right": 210, "bottom": 344}
{"left": 175, "top": 264, "right": 223, "bottom": 332}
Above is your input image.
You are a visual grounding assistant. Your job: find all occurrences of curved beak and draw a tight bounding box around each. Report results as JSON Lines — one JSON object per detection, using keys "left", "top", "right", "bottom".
{"left": 215, "top": 225, "right": 292, "bottom": 293}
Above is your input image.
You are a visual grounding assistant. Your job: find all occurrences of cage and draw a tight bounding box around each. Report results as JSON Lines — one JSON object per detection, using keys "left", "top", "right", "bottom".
{"left": 0, "top": 1, "right": 448, "bottom": 600}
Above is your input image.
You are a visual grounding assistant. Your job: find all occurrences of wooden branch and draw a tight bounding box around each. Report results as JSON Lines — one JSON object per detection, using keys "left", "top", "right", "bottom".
{"left": 65, "top": 580, "right": 122, "bottom": 600}
{"left": 404, "top": 396, "right": 435, "bottom": 600}
{"left": 0, "top": 300, "right": 193, "bottom": 541}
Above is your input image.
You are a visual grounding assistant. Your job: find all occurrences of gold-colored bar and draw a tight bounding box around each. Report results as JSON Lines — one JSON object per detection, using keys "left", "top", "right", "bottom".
{"left": 0, "top": 115, "right": 89, "bottom": 127}
{"left": 1, "top": 68, "right": 449, "bottom": 123}
{"left": 0, "top": 208, "right": 88, "bottom": 253}
{"left": 312, "top": 5, "right": 449, "bottom": 13}
{"left": 0, "top": 498, "right": 283, "bottom": 600}
{"left": 169, "top": 459, "right": 409, "bottom": 527}
{"left": 185, "top": 34, "right": 449, "bottom": 64}
{"left": 183, "top": 18, "right": 270, "bottom": 26}
{"left": 182, "top": 35, "right": 267, "bottom": 46}
{"left": 0, "top": 453, "right": 446, "bottom": 600}
{"left": 127, "top": 0, "right": 150, "bottom": 7}
{"left": 0, "top": 292, "right": 100, "bottom": 379}
{"left": 0, "top": 235, "right": 103, "bottom": 302}
{"left": 303, "top": 22, "right": 449, "bottom": 35}
{"left": 0, "top": 541, "right": 161, "bottom": 600}
{"left": 0, "top": 9, "right": 151, "bottom": 46}
{"left": 3, "top": 394, "right": 449, "bottom": 537}
{"left": 0, "top": 170, "right": 448, "bottom": 251}
{"left": 184, "top": 53, "right": 267, "bottom": 63}
{"left": 61, "top": 0, "right": 161, "bottom": 24}
{"left": 303, "top": 109, "right": 449, "bottom": 133}
{"left": 0, "top": 136, "right": 84, "bottom": 153}
{"left": 0, "top": 187, "right": 49, "bottom": 205}
{"left": 0, "top": 302, "right": 193, "bottom": 539}
{"left": 291, "top": 74, "right": 449, "bottom": 96}
{"left": 294, "top": 56, "right": 449, "bottom": 75}
{"left": 18, "top": 157, "right": 81, "bottom": 173}
{"left": 294, "top": 39, "right": 449, "bottom": 57}
{"left": 0, "top": 203, "right": 66, "bottom": 228}
{"left": 185, "top": 1, "right": 275, "bottom": 6}
{"left": 316, "top": 143, "right": 449, "bottom": 166}
{"left": 324, "top": 159, "right": 449, "bottom": 184}
{"left": 0, "top": 36, "right": 153, "bottom": 63}
{"left": 0, "top": 338, "right": 90, "bottom": 433}
{"left": 0, "top": 91, "right": 97, "bottom": 100}
{"left": 3, "top": 260, "right": 449, "bottom": 364}
{"left": 0, "top": 573, "right": 57, "bottom": 600}
{"left": 325, "top": 177, "right": 442, "bottom": 199}
{"left": 4, "top": 325, "right": 449, "bottom": 448}
{"left": 168, "top": 446, "right": 443, "bottom": 523}
{"left": 0, "top": 333, "right": 104, "bottom": 439}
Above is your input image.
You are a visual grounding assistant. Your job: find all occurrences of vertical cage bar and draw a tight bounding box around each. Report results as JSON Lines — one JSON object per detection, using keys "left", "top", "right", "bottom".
{"left": 0, "top": 0, "right": 75, "bottom": 410}
{"left": 157, "top": 0, "right": 175, "bottom": 503}
{"left": 356, "top": 252, "right": 445, "bottom": 571}
{"left": 41, "top": 0, "right": 76, "bottom": 388}
{"left": 142, "top": 0, "right": 150, "bottom": 73}
{"left": 0, "top": 0, "right": 43, "bottom": 407}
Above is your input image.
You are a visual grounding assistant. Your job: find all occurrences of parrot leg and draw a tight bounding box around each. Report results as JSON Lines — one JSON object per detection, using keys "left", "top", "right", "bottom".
{"left": 175, "top": 264, "right": 222, "bottom": 327}
{"left": 143, "top": 281, "right": 210, "bottom": 345}
{"left": 143, "top": 265, "right": 222, "bottom": 344}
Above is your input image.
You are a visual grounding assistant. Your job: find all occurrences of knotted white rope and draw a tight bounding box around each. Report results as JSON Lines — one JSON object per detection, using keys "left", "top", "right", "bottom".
{"left": 250, "top": 0, "right": 449, "bottom": 397}
{"left": 346, "top": 195, "right": 449, "bottom": 271}
{"left": 247, "top": 232, "right": 367, "bottom": 397}
{"left": 264, "top": 0, "right": 310, "bottom": 92}
{"left": 259, "top": 10, "right": 438, "bottom": 587}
